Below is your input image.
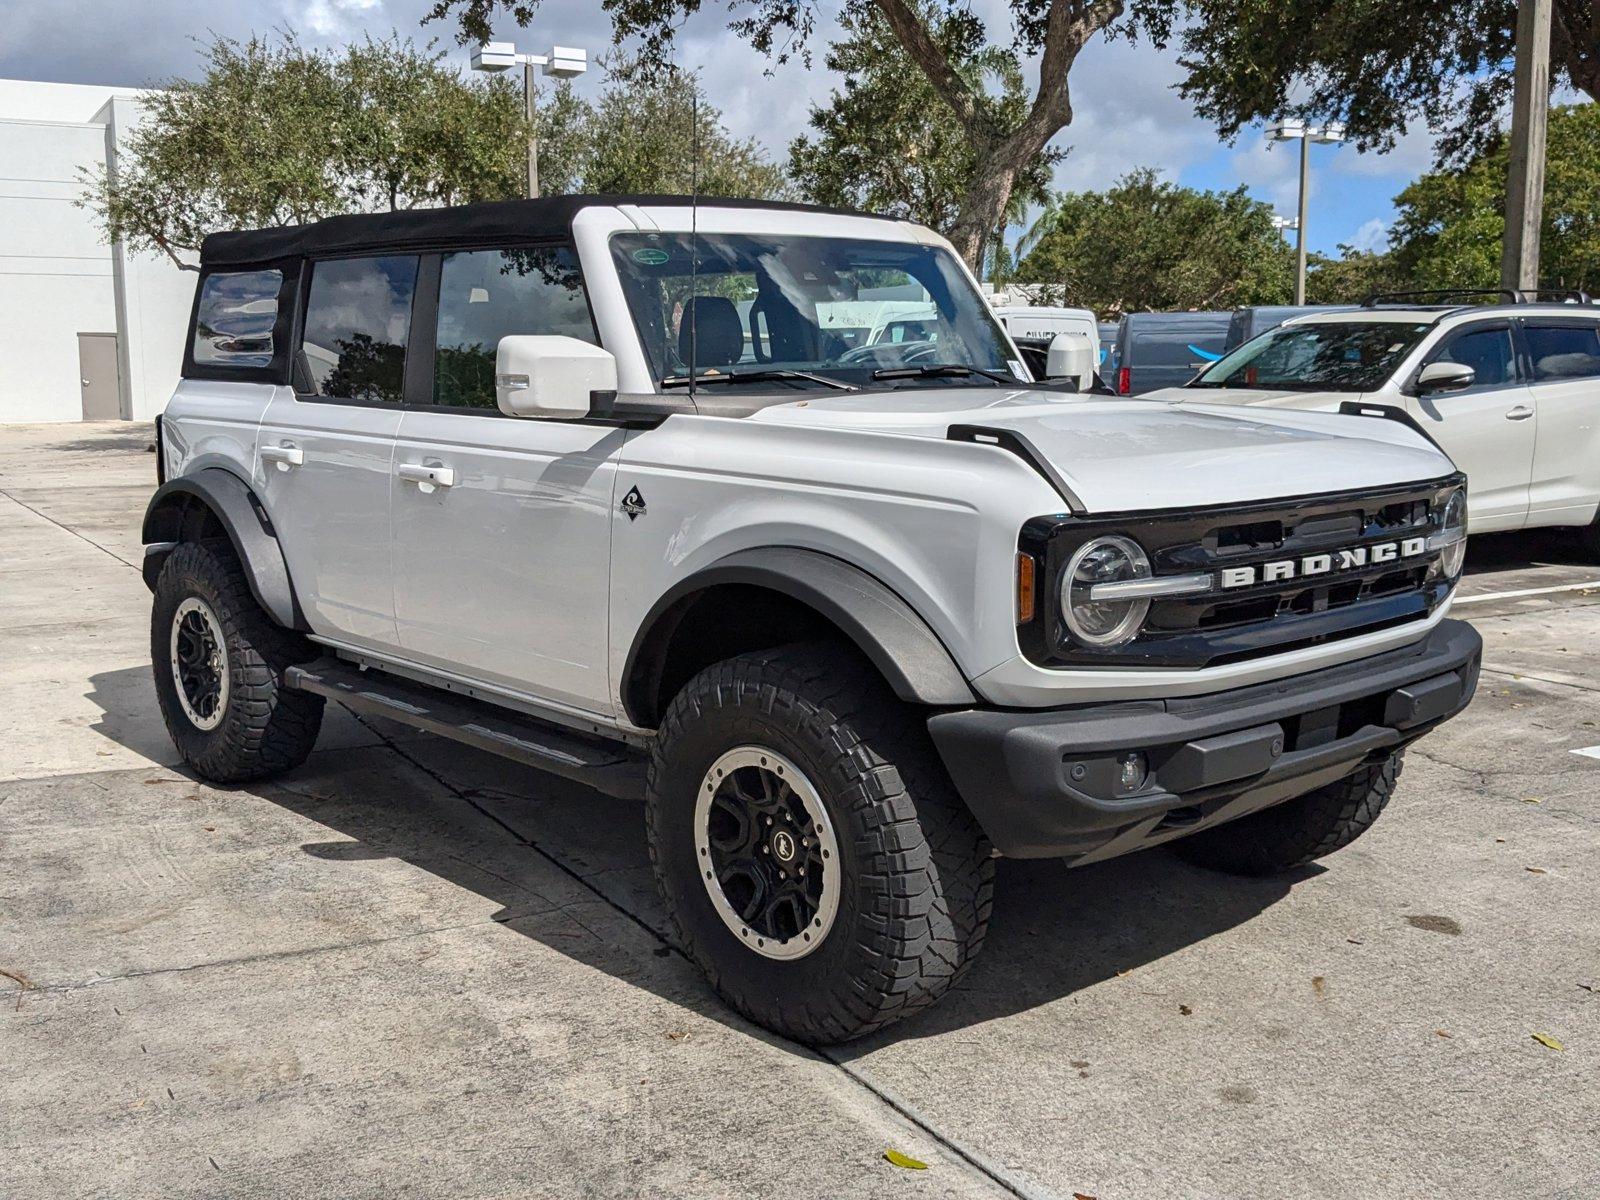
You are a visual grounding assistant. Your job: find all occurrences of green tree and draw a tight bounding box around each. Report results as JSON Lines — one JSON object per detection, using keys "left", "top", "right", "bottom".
{"left": 539, "top": 59, "right": 789, "bottom": 199}
{"left": 1305, "top": 247, "right": 1407, "bottom": 305}
{"left": 787, "top": 3, "right": 1059, "bottom": 268}
{"left": 428, "top": 0, "right": 1135, "bottom": 267}
{"left": 1015, "top": 169, "right": 1294, "bottom": 315}
{"left": 1388, "top": 103, "right": 1600, "bottom": 292}
{"left": 84, "top": 32, "right": 529, "bottom": 267}
{"left": 1126, "top": 0, "right": 1600, "bottom": 164}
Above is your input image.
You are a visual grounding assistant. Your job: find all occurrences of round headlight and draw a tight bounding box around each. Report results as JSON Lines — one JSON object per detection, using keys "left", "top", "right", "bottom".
{"left": 1438, "top": 490, "right": 1468, "bottom": 579}
{"left": 1061, "top": 535, "right": 1153, "bottom": 647}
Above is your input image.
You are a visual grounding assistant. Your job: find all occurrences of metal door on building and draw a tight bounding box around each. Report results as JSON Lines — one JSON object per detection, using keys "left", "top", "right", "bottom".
{"left": 77, "top": 332, "right": 122, "bottom": 420}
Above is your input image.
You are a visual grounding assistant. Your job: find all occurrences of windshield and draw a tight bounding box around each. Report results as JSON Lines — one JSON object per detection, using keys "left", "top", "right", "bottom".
{"left": 1189, "top": 321, "right": 1433, "bottom": 392}
{"left": 609, "top": 232, "right": 1021, "bottom": 389}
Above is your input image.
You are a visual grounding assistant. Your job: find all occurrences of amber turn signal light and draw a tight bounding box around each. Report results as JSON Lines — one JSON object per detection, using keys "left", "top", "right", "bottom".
{"left": 1016, "top": 552, "right": 1036, "bottom": 624}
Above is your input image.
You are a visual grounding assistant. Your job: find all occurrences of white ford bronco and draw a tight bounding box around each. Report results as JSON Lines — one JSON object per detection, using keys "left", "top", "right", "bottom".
{"left": 144, "top": 196, "right": 1481, "bottom": 1043}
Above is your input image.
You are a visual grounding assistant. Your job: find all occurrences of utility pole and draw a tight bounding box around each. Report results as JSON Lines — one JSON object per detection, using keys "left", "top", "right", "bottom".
{"left": 472, "top": 42, "right": 589, "bottom": 200}
{"left": 1500, "top": 0, "right": 1553, "bottom": 291}
{"left": 1267, "top": 119, "right": 1345, "bottom": 306}
{"left": 1294, "top": 133, "right": 1310, "bottom": 306}
{"left": 523, "top": 57, "right": 539, "bottom": 199}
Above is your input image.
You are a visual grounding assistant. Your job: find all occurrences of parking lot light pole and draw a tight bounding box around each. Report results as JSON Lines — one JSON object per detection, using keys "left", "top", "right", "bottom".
{"left": 1267, "top": 119, "right": 1345, "bottom": 304}
{"left": 1501, "top": 0, "right": 1553, "bottom": 291}
{"left": 471, "top": 41, "right": 589, "bottom": 199}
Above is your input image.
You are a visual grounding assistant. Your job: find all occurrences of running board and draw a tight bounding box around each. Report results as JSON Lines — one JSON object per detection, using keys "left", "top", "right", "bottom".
{"left": 285, "top": 659, "right": 647, "bottom": 800}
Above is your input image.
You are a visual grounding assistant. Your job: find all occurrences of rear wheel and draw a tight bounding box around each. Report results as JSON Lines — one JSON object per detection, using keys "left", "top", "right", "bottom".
{"left": 151, "top": 541, "right": 323, "bottom": 782}
{"left": 646, "top": 642, "right": 993, "bottom": 1044}
{"left": 1170, "top": 752, "right": 1403, "bottom": 877}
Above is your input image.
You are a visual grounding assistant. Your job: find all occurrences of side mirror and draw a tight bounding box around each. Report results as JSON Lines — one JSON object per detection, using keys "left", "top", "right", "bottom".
{"left": 1415, "top": 361, "right": 1476, "bottom": 395}
{"left": 495, "top": 335, "right": 617, "bottom": 418}
{"left": 1045, "top": 332, "right": 1095, "bottom": 390}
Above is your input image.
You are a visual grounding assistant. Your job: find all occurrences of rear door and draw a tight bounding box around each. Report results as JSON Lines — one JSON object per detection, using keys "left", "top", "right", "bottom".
{"left": 1519, "top": 317, "right": 1600, "bottom": 525}
{"left": 257, "top": 254, "right": 419, "bottom": 653}
{"left": 1404, "top": 320, "right": 1535, "bottom": 531}
{"left": 390, "top": 244, "right": 624, "bottom": 716}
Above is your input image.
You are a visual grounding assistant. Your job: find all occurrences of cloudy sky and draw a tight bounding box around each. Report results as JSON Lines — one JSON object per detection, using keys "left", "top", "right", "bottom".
{"left": 1, "top": 0, "right": 1450, "bottom": 255}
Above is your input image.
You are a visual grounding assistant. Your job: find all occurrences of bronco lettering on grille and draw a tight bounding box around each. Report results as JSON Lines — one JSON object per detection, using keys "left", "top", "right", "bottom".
{"left": 1219, "top": 536, "right": 1429, "bottom": 590}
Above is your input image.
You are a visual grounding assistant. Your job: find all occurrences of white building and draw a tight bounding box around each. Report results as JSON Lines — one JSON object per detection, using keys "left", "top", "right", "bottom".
{"left": 0, "top": 79, "right": 195, "bottom": 423}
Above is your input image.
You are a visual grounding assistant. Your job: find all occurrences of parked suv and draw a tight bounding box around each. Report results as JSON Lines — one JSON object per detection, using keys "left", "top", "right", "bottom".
{"left": 144, "top": 197, "right": 1481, "bottom": 1043}
{"left": 1161, "top": 289, "right": 1600, "bottom": 547}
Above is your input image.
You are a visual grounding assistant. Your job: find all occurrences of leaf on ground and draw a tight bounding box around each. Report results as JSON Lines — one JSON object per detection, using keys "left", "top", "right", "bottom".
{"left": 1522, "top": 797, "right": 1542, "bottom": 804}
{"left": 1525, "top": 866, "right": 1547, "bottom": 874}
{"left": 665, "top": 1031, "right": 688, "bottom": 1041}
{"left": 1074, "top": 1193, "right": 1099, "bottom": 1199}
{"left": 1312, "top": 976, "right": 1327, "bottom": 998}
{"left": 1531, "top": 1032, "right": 1565, "bottom": 1051}
{"left": 884, "top": 1149, "right": 928, "bottom": 1171}
{"left": 1178, "top": 1004, "right": 1192, "bottom": 1016}
{"left": 1435, "top": 1029, "right": 1452, "bottom": 1038}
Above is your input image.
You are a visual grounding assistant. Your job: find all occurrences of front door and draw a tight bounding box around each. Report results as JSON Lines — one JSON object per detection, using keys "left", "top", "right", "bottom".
{"left": 256, "top": 253, "right": 421, "bottom": 654}
{"left": 1406, "top": 321, "right": 1536, "bottom": 532}
{"left": 77, "top": 332, "right": 121, "bottom": 420}
{"left": 390, "top": 245, "right": 622, "bottom": 716}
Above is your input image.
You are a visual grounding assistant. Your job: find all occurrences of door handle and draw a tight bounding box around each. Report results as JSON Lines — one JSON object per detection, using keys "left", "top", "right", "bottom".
{"left": 261, "top": 443, "right": 304, "bottom": 469}
{"left": 397, "top": 463, "right": 455, "bottom": 489}
{"left": 1505, "top": 405, "right": 1534, "bottom": 421}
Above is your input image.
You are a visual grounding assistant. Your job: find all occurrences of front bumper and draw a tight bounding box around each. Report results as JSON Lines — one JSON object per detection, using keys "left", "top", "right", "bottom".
{"left": 927, "top": 619, "right": 1481, "bottom": 861}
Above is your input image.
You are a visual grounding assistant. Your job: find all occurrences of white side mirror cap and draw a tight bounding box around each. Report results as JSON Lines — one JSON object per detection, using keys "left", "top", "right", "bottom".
{"left": 1416, "top": 361, "right": 1476, "bottom": 395}
{"left": 1045, "top": 332, "right": 1095, "bottom": 389}
{"left": 496, "top": 335, "right": 617, "bottom": 418}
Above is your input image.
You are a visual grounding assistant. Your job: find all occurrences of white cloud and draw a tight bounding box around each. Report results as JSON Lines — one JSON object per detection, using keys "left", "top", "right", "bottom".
{"left": 1349, "top": 217, "right": 1390, "bottom": 253}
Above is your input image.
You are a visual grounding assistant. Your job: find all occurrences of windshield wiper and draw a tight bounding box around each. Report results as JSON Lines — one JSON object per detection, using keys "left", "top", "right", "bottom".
{"left": 660, "top": 369, "right": 857, "bottom": 391}
{"left": 869, "top": 364, "right": 1016, "bottom": 385}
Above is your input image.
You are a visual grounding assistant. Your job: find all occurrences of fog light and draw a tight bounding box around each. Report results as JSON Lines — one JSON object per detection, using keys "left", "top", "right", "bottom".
{"left": 1118, "top": 751, "right": 1148, "bottom": 793}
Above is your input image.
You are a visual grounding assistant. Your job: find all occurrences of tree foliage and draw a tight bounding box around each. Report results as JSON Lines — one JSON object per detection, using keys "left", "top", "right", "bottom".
{"left": 1304, "top": 247, "right": 1406, "bottom": 305}
{"left": 788, "top": 3, "right": 1059, "bottom": 262}
{"left": 427, "top": 0, "right": 1131, "bottom": 266}
{"left": 1126, "top": 0, "right": 1600, "bottom": 165}
{"left": 1387, "top": 103, "right": 1600, "bottom": 293}
{"left": 1015, "top": 169, "right": 1293, "bottom": 315}
{"left": 539, "top": 59, "right": 789, "bottom": 199}
{"left": 85, "top": 33, "right": 530, "bottom": 265}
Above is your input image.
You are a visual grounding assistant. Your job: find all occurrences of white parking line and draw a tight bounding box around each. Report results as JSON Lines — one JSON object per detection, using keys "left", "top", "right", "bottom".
{"left": 1570, "top": 746, "right": 1600, "bottom": 761}
{"left": 1456, "top": 579, "right": 1600, "bottom": 606}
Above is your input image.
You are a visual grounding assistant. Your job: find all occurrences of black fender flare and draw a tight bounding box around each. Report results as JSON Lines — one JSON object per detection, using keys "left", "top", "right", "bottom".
{"left": 622, "top": 547, "right": 975, "bottom": 726}
{"left": 141, "top": 468, "right": 306, "bottom": 631}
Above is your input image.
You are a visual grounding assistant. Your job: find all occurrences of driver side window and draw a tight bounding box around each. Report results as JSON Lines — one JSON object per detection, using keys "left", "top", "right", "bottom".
{"left": 1429, "top": 326, "right": 1517, "bottom": 393}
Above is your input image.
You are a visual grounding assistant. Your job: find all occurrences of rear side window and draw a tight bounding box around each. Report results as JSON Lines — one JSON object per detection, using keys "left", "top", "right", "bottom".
{"left": 193, "top": 270, "right": 282, "bottom": 368}
{"left": 1525, "top": 323, "right": 1600, "bottom": 382}
{"left": 299, "top": 256, "right": 419, "bottom": 404}
{"left": 433, "top": 247, "right": 595, "bottom": 409}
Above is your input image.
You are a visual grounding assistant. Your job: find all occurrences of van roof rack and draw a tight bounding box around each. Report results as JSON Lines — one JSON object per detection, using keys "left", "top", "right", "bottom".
{"left": 1360, "top": 287, "right": 1594, "bottom": 308}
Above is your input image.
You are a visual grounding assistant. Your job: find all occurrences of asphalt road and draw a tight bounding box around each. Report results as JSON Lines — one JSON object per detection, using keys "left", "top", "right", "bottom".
{"left": 3, "top": 422, "right": 1596, "bottom": 1199}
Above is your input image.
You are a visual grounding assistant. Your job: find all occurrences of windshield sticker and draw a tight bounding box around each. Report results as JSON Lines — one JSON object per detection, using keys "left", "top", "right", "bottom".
{"left": 632, "top": 247, "right": 670, "bottom": 266}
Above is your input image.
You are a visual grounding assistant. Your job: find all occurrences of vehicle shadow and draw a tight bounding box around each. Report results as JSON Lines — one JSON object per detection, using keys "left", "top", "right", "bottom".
{"left": 86, "top": 664, "right": 1306, "bottom": 1048}
{"left": 1463, "top": 525, "right": 1592, "bottom": 574}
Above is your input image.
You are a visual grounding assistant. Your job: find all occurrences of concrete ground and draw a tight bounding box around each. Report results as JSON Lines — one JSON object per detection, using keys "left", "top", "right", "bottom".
{"left": 3, "top": 421, "right": 1596, "bottom": 1199}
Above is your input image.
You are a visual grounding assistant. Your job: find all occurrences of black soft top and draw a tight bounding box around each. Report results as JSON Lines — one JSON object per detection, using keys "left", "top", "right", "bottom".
{"left": 199, "top": 194, "right": 874, "bottom": 268}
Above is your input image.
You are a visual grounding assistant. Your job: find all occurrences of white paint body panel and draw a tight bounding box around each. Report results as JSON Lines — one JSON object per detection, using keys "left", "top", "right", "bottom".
{"left": 390, "top": 408, "right": 624, "bottom": 715}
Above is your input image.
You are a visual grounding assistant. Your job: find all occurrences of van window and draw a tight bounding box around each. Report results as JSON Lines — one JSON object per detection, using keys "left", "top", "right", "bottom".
{"left": 193, "top": 269, "right": 282, "bottom": 368}
{"left": 1525, "top": 323, "right": 1600, "bottom": 382}
{"left": 300, "top": 256, "right": 419, "bottom": 403}
{"left": 433, "top": 247, "right": 595, "bottom": 409}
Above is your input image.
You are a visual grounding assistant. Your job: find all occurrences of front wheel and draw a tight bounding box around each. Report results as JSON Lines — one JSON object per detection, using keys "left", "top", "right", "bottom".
{"left": 646, "top": 642, "right": 994, "bottom": 1044}
{"left": 151, "top": 541, "right": 324, "bottom": 782}
{"left": 1170, "top": 752, "right": 1403, "bottom": 877}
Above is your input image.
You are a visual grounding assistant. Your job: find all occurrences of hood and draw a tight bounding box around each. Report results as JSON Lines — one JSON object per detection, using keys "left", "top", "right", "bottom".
{"left": 1142, "top": 384, "right": 1361, "bottom": 413}
{"left": 748, "top": 387, "right": 1452, "bottom": 513}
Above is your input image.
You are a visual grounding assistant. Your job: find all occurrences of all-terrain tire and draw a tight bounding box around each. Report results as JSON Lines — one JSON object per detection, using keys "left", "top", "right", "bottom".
{"left": 1170, "top": 752, "right": 1404, "bottom": 877}
{"left": 151, "top": 540, "right": 324, "bottom": 782}
{"left": 646, "top": 641, "right": 994, "bottom": 1045}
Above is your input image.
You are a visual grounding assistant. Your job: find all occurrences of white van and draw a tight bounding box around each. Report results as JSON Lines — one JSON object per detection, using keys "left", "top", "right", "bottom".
{"left": 990, "top": 305, "right": 1100, "bottom": 389}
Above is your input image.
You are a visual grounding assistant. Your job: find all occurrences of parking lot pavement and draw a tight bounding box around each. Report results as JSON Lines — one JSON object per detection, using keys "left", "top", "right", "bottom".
{"left": 4, "top": 421, "right": 1597, "bottom": 1199}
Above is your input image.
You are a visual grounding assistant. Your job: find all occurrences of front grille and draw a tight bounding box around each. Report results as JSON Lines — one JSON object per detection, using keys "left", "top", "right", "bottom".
{"left": 1017, "top": 474, "right": 1464, "bottom": 670}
